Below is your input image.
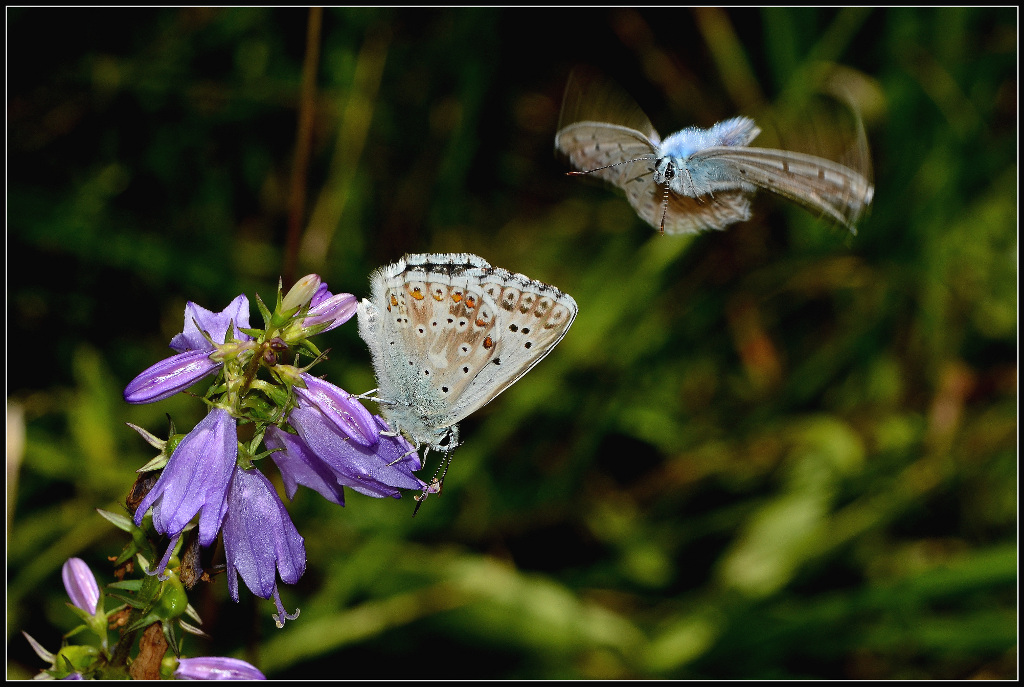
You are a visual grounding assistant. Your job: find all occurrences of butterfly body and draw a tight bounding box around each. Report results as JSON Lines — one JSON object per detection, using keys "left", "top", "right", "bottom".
{"left": 556, "top": 73, "right": 874, "bottom": 235}
{"left": 653, "top": 117, "right": 761, "bottom": 196}
{"left": 358, "top": 253, "right": 577, "bottom": 452}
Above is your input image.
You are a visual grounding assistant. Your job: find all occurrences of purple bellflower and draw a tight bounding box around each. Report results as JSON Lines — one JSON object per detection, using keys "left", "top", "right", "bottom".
{"left": 293, "top": 373, "right": 378, "bottom": 446}
{"left": 273, "top": 409, "right": 426, "bottom": 499}
{"left": 222, "top": 466, "right": 305, "bottom": 627}
{"left": 133, "top": 408, "right": 237, "bottom": 577}
{"left": 124, "top": 296, "right": 253, "bottom": 404}
{"left": 174, "top": 656, "right": 266, "bottom": 680}
{"left": 122, "top": 276, "right": 431, "bottom": 628}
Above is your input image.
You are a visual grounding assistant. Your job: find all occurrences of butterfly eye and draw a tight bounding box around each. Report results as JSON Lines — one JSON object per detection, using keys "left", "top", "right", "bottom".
{"left": 663, "top": 163, "right": 676, "bottom": 180}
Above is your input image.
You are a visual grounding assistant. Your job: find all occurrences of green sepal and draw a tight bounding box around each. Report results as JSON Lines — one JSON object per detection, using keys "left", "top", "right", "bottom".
{"left": 112, "top": 542, "right": 139, "bottom": 568}
{"left": 255, "top": 291, "right": 273, "bottom": 330}
{"left": 96, "top": 508, "right": 135, "bottom": 533}
{"left": 125, "top": 612, "right": 162, "bottom": 633}
{"left": 163, "top": 621, "right": 182, "bottom": 658}
{"left": 104, "top": 588, "right": 146, "bottom": 608}
{"left": 294, "top": 338, "right": 324, "bottom": 359}
{"left": 178, "top": 617, "right": 210, "bottom": 639}
{"left": 238, "top": 326, "right": 265, "bottom": 339}
{"left": 270, "top": 305, "right": 302, "bottom": 329}
{"left": 107, "top": 579, "right": 144, "bottom": 592}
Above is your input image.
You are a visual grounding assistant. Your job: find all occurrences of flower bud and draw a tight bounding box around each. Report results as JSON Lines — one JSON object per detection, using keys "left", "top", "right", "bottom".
{"left": 281, "top": 274, "right": 321, "bottom": 312}
{"left": 123, "top": 350, "right": 220, "bottom": 404}
{"left": 61, "top": 558, "right": 100, "bottom": 615}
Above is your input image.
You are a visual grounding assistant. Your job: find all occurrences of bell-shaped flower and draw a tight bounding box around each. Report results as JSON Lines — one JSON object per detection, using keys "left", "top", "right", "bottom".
{"left": 293, "top": 373, "right": 378, "bottom": 446}
{"left": 124, "top": 296, "right": 252, "bottom": 404}
{"left": 170, "top": 296, "right": 252, "bottom": 353}
{"left": 61, "top": 558, "right": 100, "bottom": 615}
{"left": 303, "top": 283, "right": 357, "bottom": 334}
{"left": 266, "top": 423, "right": 419, "bottom": 502}
{"left": 222, "top": 466, "right": 305, "bottom": 627}
{"left": 173, "top": 656, "right": 266, "bottom": 680}
{"left": 285, "top": 408, "right": 426, "bottom": 497}
{"left": 265, "top": 426, "right": 347, "bottom": 505}
{"left": 133, "top": 408, "right": 237, "bottom": 575}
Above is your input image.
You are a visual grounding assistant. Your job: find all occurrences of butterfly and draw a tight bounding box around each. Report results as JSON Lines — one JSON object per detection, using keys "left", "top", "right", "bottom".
{"left": 555, "top": 70, "right": 875, "bottom": 235}
{"left": 357, "top": 253, "right": 578, "bottom": 500}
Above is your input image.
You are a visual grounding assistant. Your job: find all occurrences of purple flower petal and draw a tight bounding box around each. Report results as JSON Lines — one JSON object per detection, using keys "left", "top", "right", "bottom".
{"left": 265, "top": 426, "right": 345, "bottom": 505}
{"left": 123, "top": 350, "right": 220, "bottom": 404}
{"left": 170, "top": 295, "right": 252, "bottom": 353}
{"left": 304, "top": 290, "right": 357, "bottom": 333}
{"left": 133, "top": 408, "right": 236, "bottom": 547}
{"left": 308, "top": 282, "right": 332, "bottom": 309}
{"left": 174, "top": 656, "right": 266, "bottom": 680}
{"left": 222, "top": 467, "right": 305, "bottom": 602}
{"left": 61, "top": 558, "right": 100, "bottom": 615}
{"left": 294, "top": 374, "right": 378, "bottom": 446}
{"left": 289, "top": 407, "right": 425, "bottom": 495}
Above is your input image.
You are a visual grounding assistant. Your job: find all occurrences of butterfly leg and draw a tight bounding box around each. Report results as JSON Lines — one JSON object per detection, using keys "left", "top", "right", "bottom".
{"left": 354, "top": 388, "right": 380, "bottom": 401}
{"left": 385, "top": 444, "right": 422, "bottom": 468}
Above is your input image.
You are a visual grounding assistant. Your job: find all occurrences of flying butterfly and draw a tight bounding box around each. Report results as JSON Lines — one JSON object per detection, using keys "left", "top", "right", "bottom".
{"left": 555, "top": 70, "right": 874, "bottom": 235}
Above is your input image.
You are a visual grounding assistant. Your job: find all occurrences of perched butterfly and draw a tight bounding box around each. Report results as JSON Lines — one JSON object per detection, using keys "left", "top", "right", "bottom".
{"left": 357, "top": 253, "right": 577, "bottom": 502}
{"left": 555, "top": 70, "right": 875, "bottom": 235}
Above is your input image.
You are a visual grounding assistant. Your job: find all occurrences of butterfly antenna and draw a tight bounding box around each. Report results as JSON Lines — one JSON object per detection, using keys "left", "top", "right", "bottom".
{"left": 567, "top": 155, "right": 655, "bottom": 177}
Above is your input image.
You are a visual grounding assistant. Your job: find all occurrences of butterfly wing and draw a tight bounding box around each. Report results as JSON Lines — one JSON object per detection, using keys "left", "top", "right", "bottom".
{"left": 556, "top": 121, "right": 659, "bottom": 189}
{"left": 358, "top": 253, "right": 491, "bottom": 446}
{"left": 557, "top": 67, "right": 660, "bottom": 143}
{"left": 625, "top": 177, "right": 753, "bottom": 235}
{"left": 358, "top": 254, "right": 577, "bottom": 449}
{"left": 437, "top": 266, "right": 577, "bottom": 427}
{"left": 556, "top": 68, "right": 661, "bottom": 190}
{"left": 689, "top": 146, "right": 875, "bottom": 230}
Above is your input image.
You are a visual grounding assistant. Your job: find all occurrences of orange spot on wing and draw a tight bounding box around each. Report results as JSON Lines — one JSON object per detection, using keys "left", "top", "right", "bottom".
{"left": 411, "top": 287, "right": 424, "bottom": 300}
{"left": 483, "top": 336, "right": 494, "bottom": 349}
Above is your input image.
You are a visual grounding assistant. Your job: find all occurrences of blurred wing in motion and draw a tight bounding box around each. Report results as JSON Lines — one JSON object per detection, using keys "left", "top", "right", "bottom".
{"left": 691, "top": 146, "right": 874, "bottom": 230}
{"left": 556, "top": 121, "right": 657, "bottom": 189}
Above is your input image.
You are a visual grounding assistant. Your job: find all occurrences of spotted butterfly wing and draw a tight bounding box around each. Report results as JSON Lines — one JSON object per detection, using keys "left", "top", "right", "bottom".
{"left": 358, "top": 253, "right": 577, "bottom": 451}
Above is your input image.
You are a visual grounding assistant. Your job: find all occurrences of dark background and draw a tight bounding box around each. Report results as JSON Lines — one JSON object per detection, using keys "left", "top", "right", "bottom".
{"left": 7, "top": 8, "right": 1017, "bottom": 679}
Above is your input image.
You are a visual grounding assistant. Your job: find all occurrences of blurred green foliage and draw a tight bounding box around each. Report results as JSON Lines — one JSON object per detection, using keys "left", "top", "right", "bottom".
{"left": 7, "top": 7, "right": 1017, "bottom": 679}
